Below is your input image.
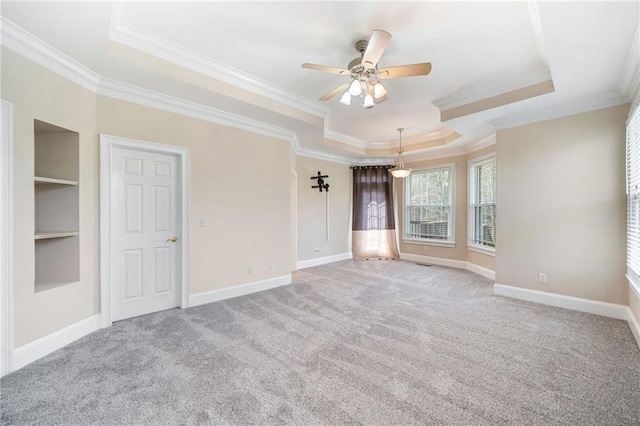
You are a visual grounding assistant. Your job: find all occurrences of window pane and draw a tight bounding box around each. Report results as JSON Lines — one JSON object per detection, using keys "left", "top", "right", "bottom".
{"left": 406, "top": 167, "right": 452, "bottom": 241}
{"left": 472, "top": 205, "right": 496, "bottom": 247}
{"left": 407, "top": 206, "right": 450, "bottom": 239}
{"left": 471, "top": 156, "right": 496, "bottom": 248}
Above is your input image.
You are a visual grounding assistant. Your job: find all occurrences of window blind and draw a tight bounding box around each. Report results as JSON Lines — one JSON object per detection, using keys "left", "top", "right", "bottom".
{"left": 470, "top": 156, "right": 496, "bottom": 247}
{"left": 627, "top": 100, "right": 640, "bottom": 275}
{"left": 405, "top": 167, "right": 452, "bottom": 240}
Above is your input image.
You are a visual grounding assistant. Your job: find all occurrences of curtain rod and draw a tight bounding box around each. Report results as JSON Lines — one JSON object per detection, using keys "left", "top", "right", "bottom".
{"left": 350, "top": 165, "right": 394, "bottom": 169}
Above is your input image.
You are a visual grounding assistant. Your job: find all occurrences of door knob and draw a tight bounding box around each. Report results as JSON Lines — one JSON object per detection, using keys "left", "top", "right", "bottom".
{"left": 167, "top": 236, "right": 178, "bottom": 243}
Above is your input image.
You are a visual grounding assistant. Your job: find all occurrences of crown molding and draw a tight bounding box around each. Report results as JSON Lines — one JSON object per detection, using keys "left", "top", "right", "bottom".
{"left": 490, "top": 90, "right": 629, "bottom": 130}
{"left": 432, "top": 68, "right": 553, "bottom": 112}
{"left": 0, "top": 16, "right": 101, "bottom": 92}
{"left": 618, "top": 23, "right": 640, "bottom": 101}
{"left": 108, "top": 16, "right": 327, "bottom": 119}
{"left": 403, "top": 133, "right": 496, "bottom": 163}
{"left": 323, "top": 117, "right": 368, "bottom": 149}
{"left": 99, "top": 77, "right": 304, "bottom": 145}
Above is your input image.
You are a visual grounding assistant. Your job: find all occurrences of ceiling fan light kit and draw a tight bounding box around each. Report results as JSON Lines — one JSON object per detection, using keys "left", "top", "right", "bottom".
{"left": 302, "top": 29, "right": 432, "bottom": 109}
{"left": 389, "top": 128, "right": 412, "bottom": 179}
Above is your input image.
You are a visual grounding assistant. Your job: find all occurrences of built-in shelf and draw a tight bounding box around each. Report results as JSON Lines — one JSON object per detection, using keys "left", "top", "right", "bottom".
{"left": 34, "top": 120, "right": 80, "bottom": 292}
{"left": 34, "top": 176, "right": 78, "bottom": 186}
{"left": 35, "top": 281, "right": 80, "bottom": 293}
{"left": 34, "top": 231, "right": 79, "bottom": 240}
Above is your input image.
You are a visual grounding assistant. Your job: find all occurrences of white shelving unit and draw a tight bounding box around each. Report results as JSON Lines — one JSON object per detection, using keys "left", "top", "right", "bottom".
{"left": 34, "top": 176, "right": 78, "bottom": 186}
{"left": 34, "top": 120, "right": 80, "bottom": 292}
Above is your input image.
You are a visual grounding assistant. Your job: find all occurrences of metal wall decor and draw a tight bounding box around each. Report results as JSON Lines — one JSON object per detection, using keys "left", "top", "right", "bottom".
{"left": 311, "top": 171, "right": 330, "bottom": 192}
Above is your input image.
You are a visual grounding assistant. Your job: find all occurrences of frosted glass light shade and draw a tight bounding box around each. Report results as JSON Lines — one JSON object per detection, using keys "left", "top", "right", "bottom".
{"left": 373, "top": 82, "right": 387, "bottom": 99}
{"left": 389, "top": 166, "right": 412, "bottom": 178}
{"left": 348, "top": 79, "right": 362, "bottom": 96}
{"left": 363, "top": 94, "right": 375, "bottom": 108}
{"left": 339, "top": 91, "right": 351, "bottom": 105}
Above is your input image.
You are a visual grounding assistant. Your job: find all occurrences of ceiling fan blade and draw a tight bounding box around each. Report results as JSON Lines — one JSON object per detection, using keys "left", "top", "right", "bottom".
{"left": 361, "top": 29, "right": 392, "bottom": 70}
{"left": 319, "top": 82, "right": 350, "bottom": 101}
{"left": 378, "top": 63, "right": 432, "bottom": 79}
{"left": 302, "top": 63, "right": 351, "bottom": 75}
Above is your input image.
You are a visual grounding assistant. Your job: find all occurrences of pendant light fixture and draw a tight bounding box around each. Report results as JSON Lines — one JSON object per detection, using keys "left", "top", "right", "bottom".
{"left": 389, "top": 128, "right": 412, "bottom": 178}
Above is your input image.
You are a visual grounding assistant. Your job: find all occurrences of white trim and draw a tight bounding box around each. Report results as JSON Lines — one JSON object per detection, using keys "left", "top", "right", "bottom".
{"left": 296, "top": 252, "right": 353, "bottom": 270}
{"left": 0, "top": 16, "right": 507, "bottom": 165}
{"left": 100, "top": 135, "right": 190, "bottom": 328}
{"left": 627, "top": 306, "right": 640, "bottom": 351}
{"left": 432, "top": 68, "right": 553, "bottom": 112}
{"left": 467, "top": 244, "right": 496, "bottom": 256}
{"left": 108, "top": 11, "right": 326, "bottom": 119}
{"left": 404, "top": 134, "right": 497, "bottom": 163}
{"left": 0, "top": 16, "right": 101, "bottom": 92}
{"left": 0, "top": 100, "right": 14, "bottom": 376}
{"left": 490, "top": 91, "right": 629, "bottom": 130}
{"left": 626, "top": 271, "right": 640, "bottom": 299}
{"left": 399, "top": 253, "right": 468, "bottom": 270}
{"left": 493, "top": 284, "right": 629, "bottom": 320}
{"left": 402, "top": 239, "right": 456, "bottom": 248}
{"left": 618, "top": 23, "right": 640, "bottom": 102}
{"left": 466, "top": 262, "right": 496, "bottom": 281}
{"left": 467, "top": 150, "right": 496, "bottom": 165}
{"left": 13, "top": 314, "right": 101, "bottom": 371}
{"left": 189, "top": 275, "right": 292, "bottom": 307}
{"left": 399, "top": 252, "right": 495, "bottom": 280}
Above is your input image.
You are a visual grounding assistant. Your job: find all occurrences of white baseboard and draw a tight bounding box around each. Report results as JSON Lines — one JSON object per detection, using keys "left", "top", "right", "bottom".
{"left": 189, "top": 274, "right": 292, "bottom": 307}
{"left": 493, "top": 283, "right": 629, "bottom": 320}
{"left": 627, "top": 307, "right": 640, "bottom": 351}
{"left": 465, "top": 262, "right": 496, "bottom": 280}
{"left": 399, "top": 252, "right": 495, "bottom": 280}
{"left": 296, "top": 252, "right": 352, "bottom": 270}
{"left": 13, "top": 314, "right": 101, "bottom": 371}
{"left": 399, "top": 253, "right": 468, "bottom": 270}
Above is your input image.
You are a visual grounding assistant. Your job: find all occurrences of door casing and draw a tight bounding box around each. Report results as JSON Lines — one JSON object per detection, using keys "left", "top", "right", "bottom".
{"left": 100, "top": 134, "right": 189, "bottom": 328}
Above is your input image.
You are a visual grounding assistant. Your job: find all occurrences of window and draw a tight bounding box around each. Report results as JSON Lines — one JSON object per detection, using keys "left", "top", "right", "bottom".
{"left": 627, "top": 99, "right": 640, "bottom": 278}
{"left": 469, "top": 154, "right": 496, "bottom": 249}
{"left": 404, "top": 165, "right": 454, "bottom": 243}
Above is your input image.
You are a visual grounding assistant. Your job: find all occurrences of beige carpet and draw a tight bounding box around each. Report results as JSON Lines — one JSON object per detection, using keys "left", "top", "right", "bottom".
{"left": 1, "top": 260, "right": 639, "bottom": 425}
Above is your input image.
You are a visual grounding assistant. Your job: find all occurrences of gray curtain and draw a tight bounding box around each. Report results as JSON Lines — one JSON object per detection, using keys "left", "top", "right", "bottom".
{"left": 352, "top": 166, "right": 399, "bottom": 260}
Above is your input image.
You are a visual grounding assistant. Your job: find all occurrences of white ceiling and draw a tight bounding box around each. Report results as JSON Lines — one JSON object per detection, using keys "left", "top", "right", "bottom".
{"left": 1, "top": 1, "right": 638, "bottom": 162}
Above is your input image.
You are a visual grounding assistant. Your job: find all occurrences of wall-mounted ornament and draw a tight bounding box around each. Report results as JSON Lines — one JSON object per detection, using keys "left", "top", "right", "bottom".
{"left": 311, "top": 171, "right": 330, "bottom": 192}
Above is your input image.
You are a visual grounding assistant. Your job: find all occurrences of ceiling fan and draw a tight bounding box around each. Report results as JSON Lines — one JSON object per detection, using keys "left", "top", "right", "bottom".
{"left": 302, "top": 29, "right": 432, "bottom": 108}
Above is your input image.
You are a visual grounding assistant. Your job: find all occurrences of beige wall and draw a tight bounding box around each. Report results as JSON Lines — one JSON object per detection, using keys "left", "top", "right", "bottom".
{"left": 97, "top": 97, "right": 291, "bottom": 294}
{"left": 496, "top": 104, "right": 628, "bottom": 304}
{"left": 296, "top": 157, "right": 351, "bottom": 263}
{"left": 2, "top": 48, "right": 99, "bottom": 347}
{"left": 3, "top": 47, "right": 293, "bottom": 346}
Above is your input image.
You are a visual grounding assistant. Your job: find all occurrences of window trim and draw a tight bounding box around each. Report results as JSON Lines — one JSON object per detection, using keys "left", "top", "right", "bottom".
{"left": 625, "top": 93, "right": 640, "bottom": 296}
{"left": 468, "top": 152, "right": 496, "bottom": 253}
{"left": 402, "top": 162, "right": 456, "bottom": 246}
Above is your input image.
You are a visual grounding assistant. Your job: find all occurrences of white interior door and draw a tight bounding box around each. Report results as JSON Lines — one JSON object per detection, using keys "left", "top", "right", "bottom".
{"left": 110, "top": 147, "right": 180, "bottom": 321}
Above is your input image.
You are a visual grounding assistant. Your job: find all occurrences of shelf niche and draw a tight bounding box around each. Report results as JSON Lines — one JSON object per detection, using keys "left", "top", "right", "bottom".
{"left": 34, "top": 119, "right": 80, "bottom": 293}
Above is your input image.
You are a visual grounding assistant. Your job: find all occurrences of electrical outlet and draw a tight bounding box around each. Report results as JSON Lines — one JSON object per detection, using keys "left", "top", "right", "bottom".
{"left": 538, "top": 273, "right": 547, "bottom": 283}
{"left": 248, "top": 267, "right": 253, "bottom": 274}
{"left": 269, "top": 264, "right": 274, "bottom": 271}
{"left": 199, "top": 217, "right": 206, "bottom": 227}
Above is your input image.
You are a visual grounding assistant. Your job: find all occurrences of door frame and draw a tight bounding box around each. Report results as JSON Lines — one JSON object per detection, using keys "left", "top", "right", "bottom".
{"left": 100, "top": 134, "right": 189, "bottom": 328}
{"left": 1, "top": 100, "right": 14, "bottom": 376}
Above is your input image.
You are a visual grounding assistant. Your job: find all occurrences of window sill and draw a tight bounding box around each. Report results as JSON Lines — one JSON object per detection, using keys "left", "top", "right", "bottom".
{"left": 626, "top": 270, "right": 640, "bottom": 298}
{"left": 402, "top": 239, "right": 455, "bottom": 248}
{"left": 468, "top": 245, "right": 496, "bottom": 256}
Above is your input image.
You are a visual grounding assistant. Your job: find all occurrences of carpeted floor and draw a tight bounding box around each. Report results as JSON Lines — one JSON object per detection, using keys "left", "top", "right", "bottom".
{"left": 1, "top": 260, "right": 639, "bottom": 425}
